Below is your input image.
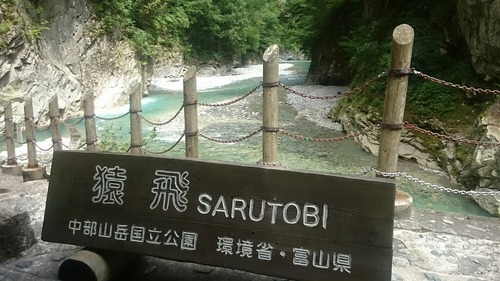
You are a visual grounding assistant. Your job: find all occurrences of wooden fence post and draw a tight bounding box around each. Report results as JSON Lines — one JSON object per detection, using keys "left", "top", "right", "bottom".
{"left": 130, "top": 89, "right": 143, "bottom": 155}
{"left": 22, "top": 98, "right": 45, "bottom": 181}
{"left": 49, "top": 95, "right": 63, "bottom": 151}
{"left": 24, "top": 98, "right": 38, "bottom": 168}
{"left": 183, "top": 66, "right": 199, "bottom": 158}
{"left": 2, "top": 101, "right": 22, "bottom": 175}
{"left": 262, "top": 44, "right": 280, "bottom": 164}
{"left": 4, "top": 102, "right": 17, "bottom": 165}
{"left": 377, "top": 24, "right": 414, "bottom": 218}
{"left": 83, "top": 93, "right": 98, "bottom": 152}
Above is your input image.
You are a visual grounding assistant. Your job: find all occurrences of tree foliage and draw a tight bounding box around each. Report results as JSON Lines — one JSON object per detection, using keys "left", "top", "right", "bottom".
{"left": 89, "top": 0, "right": 283, "bottom": 63}
{"left": 310, "top": 0, "right": 495, "bottom": 125}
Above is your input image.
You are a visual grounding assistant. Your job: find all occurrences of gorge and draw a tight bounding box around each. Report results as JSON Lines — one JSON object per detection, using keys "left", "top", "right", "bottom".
{"left": 0, "top": 0, "right": 499, "bottom": 216}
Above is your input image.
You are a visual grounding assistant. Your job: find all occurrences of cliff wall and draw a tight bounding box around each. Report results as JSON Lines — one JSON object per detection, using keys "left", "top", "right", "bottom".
{"left": 0, "top": 0, "right": 150, "bottom": 128}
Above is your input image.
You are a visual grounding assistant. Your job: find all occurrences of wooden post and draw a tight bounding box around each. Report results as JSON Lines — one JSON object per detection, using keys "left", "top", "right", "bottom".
{"left": 129, "top": 89, "right": 143, "bottom": 155}
{"left": 24, "top": 98, "right": 38, "bottom": 168}
{"left": 183, "top": 66, "right": 199, "bottom": 158}
{"left": 49, "top": 96, "right": 63, "bottom": 151}
{"left": 4, "top": 102, "right": 17, "bottom": 165}
{"left": 377, "top": 24, "right": 414, "bottom": 173}
{"left": 377, "top": 24, "right": 414, "bottom": 218}
{"left": 83, "top": 93, "right": 98, "bottom": 152}
{"left": 262, "top": 44, "right": 280, "bottom": 164}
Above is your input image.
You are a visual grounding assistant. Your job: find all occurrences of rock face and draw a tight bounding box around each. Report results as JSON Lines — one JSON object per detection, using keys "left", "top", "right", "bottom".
{"left": 336, "top": 105, "right": 441, "bottom": 170}
{"left": 0, "top": 0, "right": 147, "bottom": 128}
{"left": 457, "top": 0, "right": 500, "bottom": 81}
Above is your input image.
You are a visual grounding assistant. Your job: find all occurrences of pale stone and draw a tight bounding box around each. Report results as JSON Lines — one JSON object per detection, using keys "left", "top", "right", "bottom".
{"left": 471, "top": 188, "right": 500, "bottom": 216}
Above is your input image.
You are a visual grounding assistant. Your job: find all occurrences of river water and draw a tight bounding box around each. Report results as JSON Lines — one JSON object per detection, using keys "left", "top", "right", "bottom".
{"left": 2, "top": 61, "right": 492, "bottom": 217}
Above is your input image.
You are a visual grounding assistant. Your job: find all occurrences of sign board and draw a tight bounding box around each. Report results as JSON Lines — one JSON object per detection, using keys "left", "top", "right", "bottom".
{"left": 42, "top": 151, "right": 395, "bottom": 281}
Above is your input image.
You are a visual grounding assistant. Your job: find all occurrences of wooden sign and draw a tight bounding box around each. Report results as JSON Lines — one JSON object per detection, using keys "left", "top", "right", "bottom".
{"left": 42, "top": 151, "right": 395, "bottom": 281}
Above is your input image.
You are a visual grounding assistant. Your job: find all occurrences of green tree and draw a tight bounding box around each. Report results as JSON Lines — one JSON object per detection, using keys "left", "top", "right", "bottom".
{"left": 89, "top": 0, "right": 284, "bottom": 63}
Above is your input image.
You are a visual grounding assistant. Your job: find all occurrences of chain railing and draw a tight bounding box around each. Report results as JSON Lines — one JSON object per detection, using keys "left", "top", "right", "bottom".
{"left": 404, "top": 122, "right": 500, "bottom": 146}
{"left": 198, "top": 82, "right": 263, "bottom": 107}
{"left": 412, "top": 69, "right": 500, "bottom": 95}
{"left": 278, "top": 126, "right": 376, "bottom": 142}
{"left": 95, "top": 111, "right": 130, "bottom": 120}
{"left": 56, "top": 116, "right": 85, "bottom": 127}
{"left": 143, "top": 133, "right": 185, "bottom": 155}
{"left": 139, "top": 105, "right": 184, "bottom": 126}
{"left": 4, "top": 66, "right": 500, "bottom": 201}
{"left": 368, "top": 168, "right": 500, "bottom": 196}
{"left": 198, "top": 127, "right": 263, "bottom": 144}
{"left": 280, "top": 71, "right": 387, "bottom": 100}
{"left": 34, "top": 141, "right": 54, "bottom": 152}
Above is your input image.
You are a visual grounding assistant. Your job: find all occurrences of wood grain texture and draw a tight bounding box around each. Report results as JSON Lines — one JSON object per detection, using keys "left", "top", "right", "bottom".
{"left": 43, "top": 151, "right": 395, "bottom": 281}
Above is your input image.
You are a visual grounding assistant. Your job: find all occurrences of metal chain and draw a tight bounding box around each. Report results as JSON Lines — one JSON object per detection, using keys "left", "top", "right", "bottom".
{"left": 35, "top": 142, "right": 54, "bottom": 152}
{"left": 280, "top": 71, "right": 387, "bottom": 100}
{"left": 143, "top": 133, "right": 185, "bottom": 155}
{"left": 95, "top": 111, "right": 130, "bottom": 120}
{"left": 199, "top": 82, "right": 263, "bottom": 107}
{"left": 13, "top": 138, "right": 28, "bottom": 145}
{"left": 279, "top": 82, "right": 346, "bottom": 100}
{"left": 139, "top": 105, "right": 184, "bottom": 126}
{"left": 57, "top": 116, "right": 85, "bottom": 127}
{"left": 79, "top": 140, "right": 93, "bottom": 149}
{"left": 60, "top": 142, "right": 71, "bottom": 149}
{"left": 198, "top": 127, "right": 263, "bottom": 143}
{"left": 404, "top": 123, "right": 500, "bottom": 146}
{"left": 278, "top": 127, "right": 374, "bottom": 142}
{"left": 370, "top": 168, "right": 500, "bottom": 196}
{"left": 412, "top": 69, "right": 500, "bottom": 95}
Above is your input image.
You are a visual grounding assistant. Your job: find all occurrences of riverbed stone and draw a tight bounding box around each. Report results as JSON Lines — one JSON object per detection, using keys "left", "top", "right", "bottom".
{"left": 471, "top": 188, "right": 500, "bottom": 216}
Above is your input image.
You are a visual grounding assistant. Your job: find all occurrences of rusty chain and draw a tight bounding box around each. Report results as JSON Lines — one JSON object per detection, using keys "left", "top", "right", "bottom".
{"left": 280, "top": 71, "right": 387, "bottom": 100}
{"left": 370, "top": 168, "right": 500, "bottom": 196}
{"left": 143, "top": 133, "right": 185, "bottom": 155}
{"left": 404, "top": 123, "right": 500, "bottom": 146}
{"left": 60, "top": 141, "right": 71, "bottom": 149}
{"left": 198, "top": 127, "right": 263, "bottom": 143}
{"left": 199, "top": 82, "right": 263, "bottom": 107}
{"left": 13, "top": 138, "right": 27, "bottom": 145}
{"left": 56, "top": 116, "right": 85, "bottom": 127}
{"left": 278, "top": 127, "right": 374, "bottom": 142}
{"left": 139, "top": 105, "right": 184, "bottom": 126}
{"left": 412, "top": 69, "right": 500, "bottom": 95}
{"left": 34, "top": 141, "right": 54, "bottom": 152}
{"left": 95, "top": 111, "right": 130, "bottom": 120}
